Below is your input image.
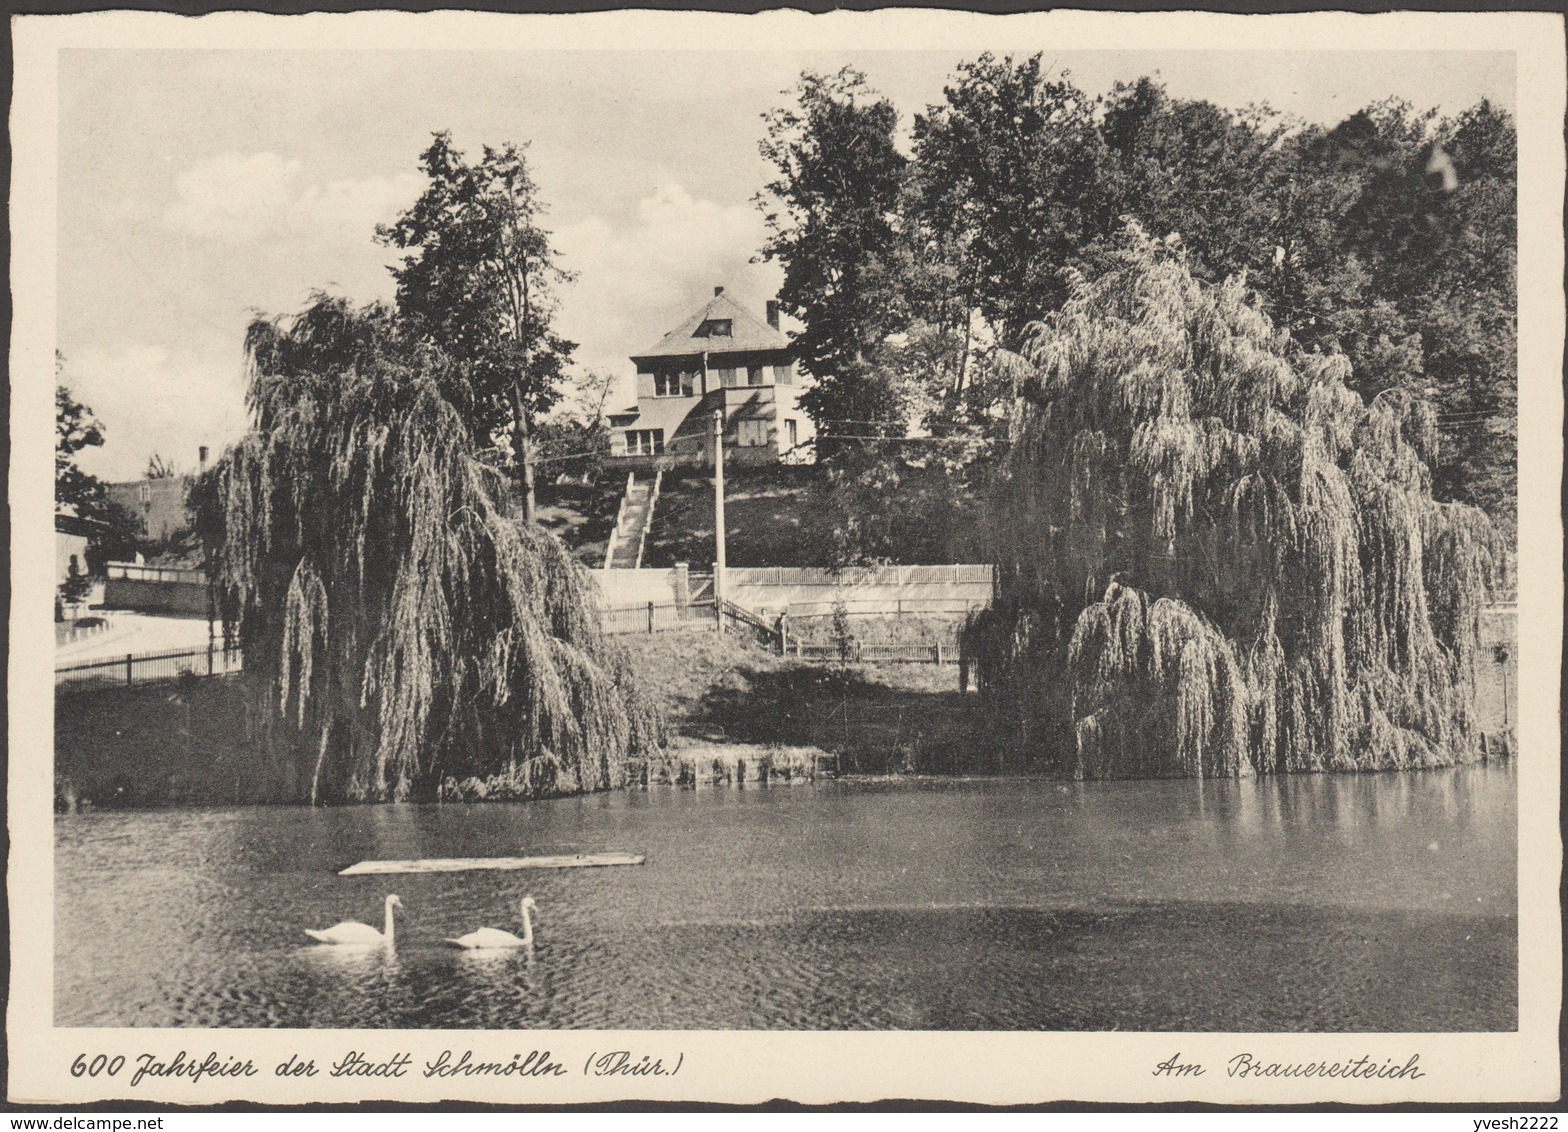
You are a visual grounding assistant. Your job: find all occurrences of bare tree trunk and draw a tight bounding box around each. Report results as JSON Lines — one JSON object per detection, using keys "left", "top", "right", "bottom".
{"left": 520, "top": 425, "right": 537, "bottom": 526}
{"left": 511, "top": 385, "right": 537, "bottom": 525}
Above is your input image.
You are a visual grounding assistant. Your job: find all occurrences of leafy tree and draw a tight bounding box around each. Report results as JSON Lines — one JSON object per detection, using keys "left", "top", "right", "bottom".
{"left": 1398, "top": 101, "right": 1516, "bottom": 532}
{"left": 58, "top": 559, "right": 93, "bottom": 611}
{"left": 758, "top": 68, "right": 910, "bottom": 449}
{"left": 58, "top": 356, "right": 156, "bottom": 571}
{"left": 1260, "top": 102, "right": 1432, "bottom": 392}
{"left": 1093, "top": 80, "right": 1289, "bottom": 285}
{"left": 909, "top": 71, "right": 1516, "bottom": 539}
{"left": 377, "top": 132, "right": 577, "bottom": 524}
{"left": 200, "top": 296, "right": 658, "bottom": 803}
{"left": 967, "top": 230, "right": 1504, "bottom": 777}
{"left": 56, "top": 357, "right": 107, "bottom": 519}
{"left": 910, "top": 55, "right": 1105, "bottom": 349}
{"left": 84, "top": 501, "right": 147, "bottom": 575}
{"left": 806, "top": 321, "right": 1003, "bottom": 564}
{"left": 145, "top": 452, "right": 179, "bottom": 479}
{"left": 1282, "top": 98, "right": 1518, "bottom": 530}
{"left": 534, "top": 369, "right": 616, "bottom": 485}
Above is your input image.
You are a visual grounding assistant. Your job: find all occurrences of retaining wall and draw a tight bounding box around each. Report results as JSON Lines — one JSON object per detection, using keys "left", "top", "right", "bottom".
{"left": 102, "top": 577, "right": 209, "bottom": 617}
{"left": 593, "top": 563, "right": 996, "bottom": 617}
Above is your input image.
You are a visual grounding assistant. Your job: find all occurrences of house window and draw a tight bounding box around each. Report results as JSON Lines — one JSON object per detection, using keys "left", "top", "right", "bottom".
{"left": 773, "top": 364, "right": 792, "bottom": 385}
{"left": 716, "top": 367, "right": 738, "bottom": 388}
{"left": 654, "top": 371, "right": 693, "bottom": 397}
{"left": 737, "top": 419, "right": 769, "bottom": 448}
{"left": 626, "top": 429, "right": 664, "bottom": 456}
{"left": 697, "top": 319, "right": 732, "bottom": 338}
{"left": 786, "top": 418, "right": 798, "bottom": 450}
{"left": 747, "top": 364, "right": 765, "bottom": 386}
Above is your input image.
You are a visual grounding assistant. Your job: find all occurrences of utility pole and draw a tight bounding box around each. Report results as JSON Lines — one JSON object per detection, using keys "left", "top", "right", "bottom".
{"left": 713, "top": 409, "right": 726, "bottom": 607}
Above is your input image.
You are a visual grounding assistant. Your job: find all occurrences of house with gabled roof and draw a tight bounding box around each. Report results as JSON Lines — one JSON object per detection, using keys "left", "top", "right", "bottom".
{"left": 607, "top": 286, "right": 814, "bottom": 466}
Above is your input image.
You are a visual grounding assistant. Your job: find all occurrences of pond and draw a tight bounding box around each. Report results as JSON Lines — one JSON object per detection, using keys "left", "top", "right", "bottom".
{"left": 55, "top": 763, "right": 1516, "bottom": 1030}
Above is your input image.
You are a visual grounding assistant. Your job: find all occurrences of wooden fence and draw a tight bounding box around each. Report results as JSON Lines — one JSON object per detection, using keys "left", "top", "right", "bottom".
{"left": 597, "top": 600, "right": 784, "bottom": 650}
{"left": 783, "top": 598, "right": 984, "bottom": 618}
{"left": 786, "top": 641, "right": 956, "bottom": 664}
{"left": 600, "top": 600, "right": 718, "bottom": 635}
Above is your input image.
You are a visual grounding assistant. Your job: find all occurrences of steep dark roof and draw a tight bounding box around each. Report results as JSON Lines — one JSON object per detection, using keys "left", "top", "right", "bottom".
{"left": 632, "top": 291, "right": 788, "bottom": 362}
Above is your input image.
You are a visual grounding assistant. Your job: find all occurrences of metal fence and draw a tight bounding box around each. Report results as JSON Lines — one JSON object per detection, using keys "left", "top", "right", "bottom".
{"left": 56, "top": 642, "right": 244, "bottom": 693}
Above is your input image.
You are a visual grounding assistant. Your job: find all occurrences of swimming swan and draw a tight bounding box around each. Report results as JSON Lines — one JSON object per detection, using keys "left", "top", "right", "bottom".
{"left": 305, "top": 894, "right": 402, "bottom": 946}
{"left": 445, "top": 896, "right": 537, "bottom": 950}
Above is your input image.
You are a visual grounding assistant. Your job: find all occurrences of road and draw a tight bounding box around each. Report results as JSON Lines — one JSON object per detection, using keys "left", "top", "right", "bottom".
{"left": 56, "top": 610, "right": 217, "bottom": 666}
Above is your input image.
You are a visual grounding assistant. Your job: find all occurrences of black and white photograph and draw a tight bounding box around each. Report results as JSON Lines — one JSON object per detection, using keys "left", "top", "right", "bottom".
{"left": 10, "top": 6, "right": 1562, "bottom": 1107}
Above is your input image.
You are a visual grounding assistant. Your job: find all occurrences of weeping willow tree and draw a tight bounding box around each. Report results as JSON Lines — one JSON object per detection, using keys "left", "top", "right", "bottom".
{"left": 200, "top": 296, "right": 661, "bottom": 803}
{"left": 967, "top": 228, "right": 1505, "bottom": 778}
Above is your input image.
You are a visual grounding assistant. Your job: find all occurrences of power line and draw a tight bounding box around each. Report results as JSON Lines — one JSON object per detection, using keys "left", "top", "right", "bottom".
{"left": 529, "top": 445, "right": 613, "bottom": 466}
{"left": 815, "top": 434, "right": 998, "bottom": 445}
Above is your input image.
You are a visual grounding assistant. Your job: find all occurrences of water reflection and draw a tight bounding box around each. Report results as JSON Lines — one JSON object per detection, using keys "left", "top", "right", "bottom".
{"left": 57, "top": 764, "right": 1515, "bottom": 1030}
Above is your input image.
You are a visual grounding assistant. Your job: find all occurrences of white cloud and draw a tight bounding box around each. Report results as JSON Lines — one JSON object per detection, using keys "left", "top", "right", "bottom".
{"left": 69, "top": 344, "right": 249, "bottom": 483}
{"left": 145, "top": 177, "right": 781, "bottom": 435}
{"left": 163, "top": 152, "right": 423, "bottom": 246}
{"left": 554, "top": 183, "right": 782, "bottom": 388}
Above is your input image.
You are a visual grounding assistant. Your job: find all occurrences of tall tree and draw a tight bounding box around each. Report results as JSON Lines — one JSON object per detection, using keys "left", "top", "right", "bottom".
{"left": 1376, "top": 100, "right": 1516, "bottom": 533}
{"left": 910, "top": 54, "right": 1105, "bottom": 350}
{"left": 377, "top": 132, "right": 576, "bottom": 524}
{"left": 967, "top": 229, "right": 1504, "bottom": 777}
{"left": 758, "top": 68, "right": 910, "bottom": 450}
{"left": 1284, "top": 99, "right": 1518, "bottom": 531}
{"left": 1094, "top": 79, "right": 1286, "bottom": 283}
{"left": 145, "top": 452, "right": 179, "bottom": 479}
{"left": 55, "top": 353, "right": 107, "bottom": 518}
{"left": 199, "top": 296, "right": 658, "bottom": 804}
{"left": 533, "top": 369, "right": 616, "bottom": 486}
{"left": 57, "top": 354, "right": 147, "bottom": 569}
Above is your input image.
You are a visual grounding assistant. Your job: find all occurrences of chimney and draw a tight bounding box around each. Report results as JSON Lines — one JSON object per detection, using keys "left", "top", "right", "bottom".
{"left": 713, "top": 285, "right": 724, "bottom": 297}
{"left": 766, "top": 300, "right": 780, "bottom": 330}
{"left": 198, "top": 446, "right": 209, "bottom": 471}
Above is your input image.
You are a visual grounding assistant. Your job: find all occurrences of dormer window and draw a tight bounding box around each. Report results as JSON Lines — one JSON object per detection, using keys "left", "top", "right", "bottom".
{"left": 696, "top": 318, "right": 732, "bottom": 338}
{"left": 655, "top": 370, "right": 695, "bottom": 397}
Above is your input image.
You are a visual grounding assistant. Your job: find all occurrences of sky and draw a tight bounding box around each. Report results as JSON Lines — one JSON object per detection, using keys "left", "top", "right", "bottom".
{"left": 56, "top": 44, "right": 1514, "bottom": 481}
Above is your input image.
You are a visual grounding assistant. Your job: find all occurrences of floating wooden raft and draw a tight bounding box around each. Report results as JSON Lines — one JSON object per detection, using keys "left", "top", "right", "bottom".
{"left": 338, "top": 852, "right": 645, "bottom": 876}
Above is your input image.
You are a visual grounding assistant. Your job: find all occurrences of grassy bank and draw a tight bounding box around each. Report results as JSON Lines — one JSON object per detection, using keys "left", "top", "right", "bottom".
{"left": 617, "top": 631, "right": 1008, "bottom": 775}
{"left": 533, "top": 464, "right": 988, "bottom": 569}
{"left": 535, "top": 480, "right": 619, "bottom": 568}
{"left": 55, "top": 675, "right": 286, "bottom": 809}
{"left": 54, "top": 630, "right": 1004, "bottom": 808}
{"left": 55, "top": 614, "right": 1512, "bottom": 809}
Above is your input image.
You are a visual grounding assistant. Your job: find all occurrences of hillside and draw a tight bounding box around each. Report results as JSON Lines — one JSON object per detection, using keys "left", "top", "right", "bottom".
{"left": 534, "top": 480, "right": 620, "bottom": 568}
{"left": 616, "top": 630, "right": 1006, "bottom": 773}
{"left": 541, "top": 463, "right": 987, "bottom": 569}
{"left": 642, "top": 465, "right": 831, "bottom": 568}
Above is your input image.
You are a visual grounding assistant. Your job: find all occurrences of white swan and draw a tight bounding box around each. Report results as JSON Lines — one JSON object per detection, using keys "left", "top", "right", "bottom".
{"left": 305, "top": 894, "right": 402, "bottom": 946}
{"left": 444, "top": 896, "right": 537, "bottom": 950}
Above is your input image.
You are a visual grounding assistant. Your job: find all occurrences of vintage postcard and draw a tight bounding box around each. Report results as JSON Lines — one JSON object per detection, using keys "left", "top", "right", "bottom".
{"left": 9, "top": 7, "right": 1562, "bottom": 1107}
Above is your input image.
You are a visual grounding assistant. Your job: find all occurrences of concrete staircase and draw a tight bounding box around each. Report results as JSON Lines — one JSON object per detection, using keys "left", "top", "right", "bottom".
{"left": 603, "top": 470, "right": 661, "bottom": 570}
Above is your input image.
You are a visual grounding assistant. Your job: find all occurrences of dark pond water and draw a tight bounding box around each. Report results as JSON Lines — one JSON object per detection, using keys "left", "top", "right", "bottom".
{"left": 55, "top": 764, "right": 1516, "bottom": 1030}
